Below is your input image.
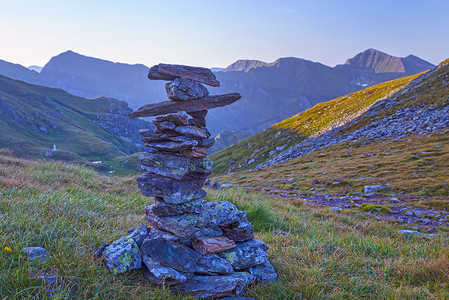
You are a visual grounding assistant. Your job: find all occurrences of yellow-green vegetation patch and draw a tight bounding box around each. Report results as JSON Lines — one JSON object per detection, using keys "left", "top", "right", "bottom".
{"left": 273, "top": 73, "right": 421, "bottom": 136}
{"left": 418, "top": 199, "right": 449, "bottom": 212}
{"left": 357, "top": 203, "right": 394, "bottom": 215}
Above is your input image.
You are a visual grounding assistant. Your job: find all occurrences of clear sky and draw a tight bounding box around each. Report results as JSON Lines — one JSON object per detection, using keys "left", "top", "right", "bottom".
{"left": 0, "top": 0, "right": 448, "bottom": 68}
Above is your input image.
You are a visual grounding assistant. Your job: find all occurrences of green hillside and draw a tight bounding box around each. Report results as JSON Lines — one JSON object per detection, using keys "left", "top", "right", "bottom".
{"left": 0, "top": 75, "right": 147, "bottom": 172}
{"left": 210, "top": 72, "right": 423, "bottom": 175}
{"left": 1, "top": 152, "right": 449, "bottom": 299}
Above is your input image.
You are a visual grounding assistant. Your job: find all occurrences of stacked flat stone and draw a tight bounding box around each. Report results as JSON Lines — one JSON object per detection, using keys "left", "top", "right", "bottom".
{"left": 98, "top": 64, "right": 277, "bottom": 299}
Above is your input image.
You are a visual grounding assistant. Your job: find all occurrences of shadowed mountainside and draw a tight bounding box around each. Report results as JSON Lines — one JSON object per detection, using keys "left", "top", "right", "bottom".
{"left": 0, "top": 75, "right": 150, "bottom": 170}
{"left": 0, "top": 49, "right": 434, "bottom": 136}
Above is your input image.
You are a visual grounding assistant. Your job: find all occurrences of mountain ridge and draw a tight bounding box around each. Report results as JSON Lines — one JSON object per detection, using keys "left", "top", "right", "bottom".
{"left": 0, "top": 74, "right": 150, "bottom": 171}
{"left": 0, "top": 49, "right": 435, "bottom": 136}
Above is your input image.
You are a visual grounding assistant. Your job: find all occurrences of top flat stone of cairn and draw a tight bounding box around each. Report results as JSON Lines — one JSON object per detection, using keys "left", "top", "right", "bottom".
{"left": 148, "top": 63, "right": 220, "bottom": 87}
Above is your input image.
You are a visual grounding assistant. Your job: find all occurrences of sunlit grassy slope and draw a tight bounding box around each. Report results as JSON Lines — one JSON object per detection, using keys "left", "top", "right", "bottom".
{"left": 210, "top": 73, "right": 423, "bottom": 175}
{"left": 1, "top": 152, "right": 449, "bottom": 299}
{"left": 213, "top": 129, "right": 449, "bottom": 198}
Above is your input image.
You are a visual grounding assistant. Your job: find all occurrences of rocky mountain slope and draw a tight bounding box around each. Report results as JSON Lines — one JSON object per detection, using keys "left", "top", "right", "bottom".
{"left": 0, "top": 75, "right": 150, "bottom": 169}
{"left": 0, "top": 49, "right": 434, "bottom": 136}
{"left": 211, "top": 59, "right": 449, "bottom": 235}
{"left": 211, "top": 58, "right": 449, "bottom": 175}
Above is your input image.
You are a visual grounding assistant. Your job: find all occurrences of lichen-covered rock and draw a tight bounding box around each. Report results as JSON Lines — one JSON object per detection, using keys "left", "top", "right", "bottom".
{"left": 199, "top": 201, "right": 247, "bottom": 227}
{"left": 196, "top": 254, "right": 234, "bottom": 275}
{"left": 193, "top": 226, "right": 223, "bottom": 239}
{"left": 141, "top": 238, "right": 200, "bottom": 273}
{"left": 22, "top": 247, "right": 50, "bottom": 263}
{"left": 220, "top": 219, "right": 254, "bottom": 242}
{"left": 137, "top": 173, "right": 207, "bottom": 204}
{"left": 248, "top": 261, "right": 277, "bottom": 283}
{"left": 166, "top": 77, "right": 210, "bottom": 101}
{"left": 174, "top": 272, "right": 255, "bottom": 299}
{"left": 220, "top": 240, "right": 269, "bottom": 270}
{"left": 142, "top": 253, "right": 187, "bottom": 285}
{"left": 139, "top": 151, "right": 212, "bottom": 180}
{"left": 103, "top": 236, "right": 142, "bottom": 275}
{"left": 128, "top": 223, "right": 148, "bottom": 247}
{"left": 147, "top": 227, "right": 182, "bottom": 243}
{"left": 146, "top": 208, "right": 204, "bottom": 238}
{"left": 148, "top": 199, "right": 204, "bottom": 217}
{"left": 364, "top": 185, "right": 388, "bottom": 195}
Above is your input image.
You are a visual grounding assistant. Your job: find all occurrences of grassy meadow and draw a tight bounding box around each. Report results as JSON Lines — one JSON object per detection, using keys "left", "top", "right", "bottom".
{"left": 1, "top": 151, "right": 449, "bottom": 299}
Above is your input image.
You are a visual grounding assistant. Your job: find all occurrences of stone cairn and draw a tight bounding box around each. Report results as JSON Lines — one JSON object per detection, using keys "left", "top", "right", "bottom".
{"left": 95, "top": 64, "right": 277, "bottom": 299}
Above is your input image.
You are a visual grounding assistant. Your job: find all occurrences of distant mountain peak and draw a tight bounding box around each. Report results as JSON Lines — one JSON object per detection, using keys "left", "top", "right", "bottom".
{"left": 27, "top": 65, "right": 43, "bottom": 73}
{"left": 223, "top": 59, "right": 269, "bottom": 72}
{"left": 344, "top": 49, "right": 405, "bottom": 73}
{"left": 344, "top": 49, "right": 434, "bottom": 74}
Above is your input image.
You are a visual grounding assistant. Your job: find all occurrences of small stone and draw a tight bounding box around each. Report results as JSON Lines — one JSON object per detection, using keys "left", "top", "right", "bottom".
{"left": 175, "top": 125, "right": 211, "bottom": 139}
{"left": 399, "top": 229, "right": 434, "bottom": 238}
{"left": 137, "top": 173, "right": 207, "bottom": 204}
{"left": 220, "top": 240, "right": 269, "bottom": 270}
{"left": 220, "top": 220, "right": 254, "bottom": 242}
{"left": 189, "top": 117, "right": 207, "bottom": 127}
{"left": 192, "top": 226, "right": 224, "bottom": 239}
{"left": 199, "top": 138, "right": 215, "bottom": 149}
{"left": 128, "top": 223, "right": 148, "bottom": 247}
{"left": 155, "top": 111, "right": 190, "bottom": 126}
{"left": 152, "top": 120, "right": 176, "bottom": 131}
{"left": 174, "top": 272, "right": 255, "bottom": 299}
{"left": 390, "top": 197, "right": 402, "bottom": 203}
{"left": 142, "top": 253, "right": 187, "bottom": 285}
{"left": 182, "top": 146, "right": 208, "bottom": 158}
{"left": 364, "top": 185, "right": 387, "bottom": 195}
{"left": 22, "top": 247, "right": 50, "bottom": 263}
{"left": 248, "top": 261, "right": 277, "bottom": 283}
{"left": 166, "top": 77, "right": 210, "bottom": 101}
{"left": 187, "top": 110, "right": 208, "bottom": 119}
{"left": 147, "top": 227, "right": 181, "bottom": 243}
{"left": 192, "top": 236, "right": 236, "bottom": 255}
{"left": 103, "top": 236, "right": 142, "bottom": 275}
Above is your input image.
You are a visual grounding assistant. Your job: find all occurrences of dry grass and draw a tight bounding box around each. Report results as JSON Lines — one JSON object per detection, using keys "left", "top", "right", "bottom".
{"left": 214, "top": 129, "right": 449, "bottom": 198}
{"left": 1, "top": 152, "right": 449, "bottom": 299}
